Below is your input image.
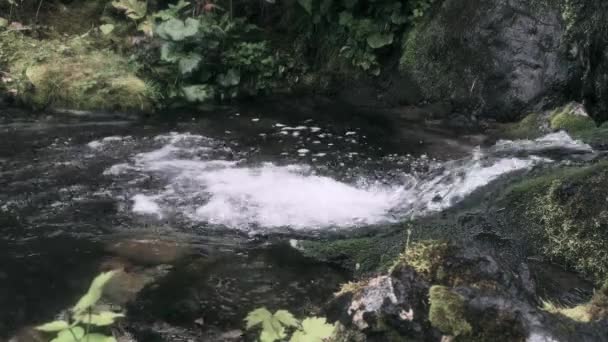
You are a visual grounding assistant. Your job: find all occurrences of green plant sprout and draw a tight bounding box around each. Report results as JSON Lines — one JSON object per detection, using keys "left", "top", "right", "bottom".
{"left": 35, "top": 270, "right": 124, "bottom": 342}
{"left": 245, "top": 307, "right": 336, "bottom": 342}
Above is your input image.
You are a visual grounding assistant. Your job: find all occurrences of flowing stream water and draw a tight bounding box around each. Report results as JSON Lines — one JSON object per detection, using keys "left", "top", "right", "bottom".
{"left": 0, "top": 104, "right": 595, "bottom": 338}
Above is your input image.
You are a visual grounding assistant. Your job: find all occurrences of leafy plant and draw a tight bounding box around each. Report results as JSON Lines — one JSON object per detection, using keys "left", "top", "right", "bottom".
{"left": 245, "top": 308, "right": 336, "bottom": 342}
{"left": 35, "top": 270, "right": 124, "bottom": 342}
{"left": 152, "top": 7, "right": 285, "bottom": 103}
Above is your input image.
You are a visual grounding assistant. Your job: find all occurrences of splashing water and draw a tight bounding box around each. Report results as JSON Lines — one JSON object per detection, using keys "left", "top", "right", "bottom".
{"left": 91, "top": 130, "right": 592, "bottom": 232}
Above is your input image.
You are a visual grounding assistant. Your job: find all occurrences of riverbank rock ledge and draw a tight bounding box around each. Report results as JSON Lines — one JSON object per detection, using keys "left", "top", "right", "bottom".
{"left": 330, "top": 242, "right": 608, "bottom": 342}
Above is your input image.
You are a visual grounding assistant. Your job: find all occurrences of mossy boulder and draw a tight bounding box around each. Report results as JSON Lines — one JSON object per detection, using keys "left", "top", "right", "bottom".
{"left": 0, "top": 30, "right": 157, "bottom": 112}
{"left": 428, "top": 285, "right": 472, "bottom": 337}
{"left": 504, "top": 162, "right": 608, "bottom": 282}
{"left": 400, "top": 0, "right": 569, "bottom": 121}
{"left": 500, "top": 102, "right": 608, "bottom": 149}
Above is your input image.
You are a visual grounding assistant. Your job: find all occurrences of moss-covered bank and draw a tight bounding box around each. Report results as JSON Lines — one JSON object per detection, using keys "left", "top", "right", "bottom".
{"left": 0, "top": 29, "right": 158, "bottom": 112}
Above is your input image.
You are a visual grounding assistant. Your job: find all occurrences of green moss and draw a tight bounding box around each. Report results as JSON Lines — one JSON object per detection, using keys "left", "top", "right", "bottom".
{"left": 428, "top": 285, "right": 472, "bottom": 337}
{"left": 502, "top": 162, "right": 608, "bottom": 283}
{"left": 502, "top": 112, "right": 544, "bottom": 139}
{"left": 0, "top": 30, "right": 157, "bottom": 111}
{"left": 298, "top": 231, "right": 405, "bottom": 274}
{"left": 543, "top": 281, "right": 608, "bottom": 322}
{"left": 392, "top": 240, "right": 449, "bottom": 280}
{"left": 549, "top": 104, "right": 596, "bottom": 133}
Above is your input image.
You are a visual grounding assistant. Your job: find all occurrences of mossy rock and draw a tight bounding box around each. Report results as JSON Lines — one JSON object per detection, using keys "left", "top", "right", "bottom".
{"left": 392, "top": 240, "right": 450, "bottom": 281}
{"left": 0, "top": 30, "right": 158, "bottom": 112}
{"left": 428, "top": 285, "right": 472, "bottom": 337}
{"left": 297, "top": 230, "right": 406, "bottom": 275}
{"left": 501, "top": 161, "right": 608, "bottom": 283}
{"left": 549, "top": 103, "right": 596, "bottom": 133}
{"left": 543, "top": 281, "right": 608, "bottom": 323}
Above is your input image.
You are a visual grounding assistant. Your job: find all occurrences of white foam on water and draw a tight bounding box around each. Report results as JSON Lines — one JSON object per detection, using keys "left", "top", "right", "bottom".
{"left": 132, "top": 194, "right": 162, "bottom": 218}
{"left": 192, "top": 164, "right": 404, "bottom": 229}
{"left": 97, "top": 131, "right": 593, "bottom": 232}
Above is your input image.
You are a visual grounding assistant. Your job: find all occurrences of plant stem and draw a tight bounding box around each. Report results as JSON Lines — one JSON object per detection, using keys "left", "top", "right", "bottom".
{"left": 35, "top": 0, "right": 43, "bottom": 23}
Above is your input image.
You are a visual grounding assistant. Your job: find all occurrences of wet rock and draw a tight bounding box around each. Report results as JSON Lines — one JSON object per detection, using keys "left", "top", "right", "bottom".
{"left": 330, "top": 242, "right": 608, "bottom": 341}
{"left": 402, "top": 0, "right": 569, "bottom": 121}
{"left": 8, "top": 327, "right": 45, "bottom": 342}
{"left": 103, "top": 265, "right": 172, "bottom": 306}
{"left": 105, "top": 237, "right": 192, "bottom": 266}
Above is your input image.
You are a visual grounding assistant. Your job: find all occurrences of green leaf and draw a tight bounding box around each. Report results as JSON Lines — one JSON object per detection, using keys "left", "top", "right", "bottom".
{"left": 35, "top": 320, "right": 70, "bottom": 332}
{"left": 217, "top": 69, "right": 240, "bottom": 87}
{"left": 297, "top": 0, "right": 313, "bottom": 15}
{"left": 137, "top": 19, "right": 153, "bottom": 36}
{"left": 245, "top": 307, "right": 273, "bottom": 329}
{"left": 75, "top": 311, "right": 125, "bottom": 326}
{"left": 338, "top": 11, "right": 353, "bottom": 26}
{"left": 302, "top": 317, "right": 335, "bottom": 339}
{"left": 111, "top": 0, "right": 147, "bottom": 20}
{"left": 81, "top": 334, "right": 117, "bottom": 342}
{"left": 50, "top": 327, "right": 85, "bottom": 342}
{"left": 178, "top": 54, "right": 202, "bottom": 74}
{"left": 182, "top": 85, "right": 214, "bottom": 102}
{"left": 99, "top": 24, "right": 115, "bottom": 35}
{"left": 156, "top": 18, "right": 199, "bottom": 41}
{"left": 72, "top": 271, "right": 117, "bottom": 314}
{"left": 274, "top": 310, "right": 298, "bottom": 328}
{"left": 0, "top": 17, "right": 8, "bottom": 28}
{"left": 160, "top": 42, "right": 181, "bottom": 62}
{"left": 366, "top": 33, "right": 394, "bottom": 49}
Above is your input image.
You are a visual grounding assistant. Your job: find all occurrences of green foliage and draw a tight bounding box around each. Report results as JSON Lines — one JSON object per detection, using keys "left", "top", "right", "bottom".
{"left": 112, "top": 0, "right": 147, "bottom": 20}
{"left": 295, "top": 0, "right": 437, "bottom": 76}
{"left": 245, "top": 308, "right": 336, "bottom": 342}
{"left": 35, "top": 271, "right": 124, "bottom": 342}
{"left": 152, "top": 8, "right": 287, "bottom": 103}
{"left": 428, "top": 285, "right": 472, "bottom": 337}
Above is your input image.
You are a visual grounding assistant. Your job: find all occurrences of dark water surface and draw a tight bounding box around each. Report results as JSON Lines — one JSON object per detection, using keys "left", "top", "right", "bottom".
{"left": 0, "top": 103, "right": 483, "bottom": 337}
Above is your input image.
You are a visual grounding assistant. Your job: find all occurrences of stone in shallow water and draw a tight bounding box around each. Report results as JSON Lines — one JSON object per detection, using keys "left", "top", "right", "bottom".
{"left": 105, "top": 237, "right": 192, "bottom": 266}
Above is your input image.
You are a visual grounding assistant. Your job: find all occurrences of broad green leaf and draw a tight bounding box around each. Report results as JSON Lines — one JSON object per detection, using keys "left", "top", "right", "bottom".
{"left": 260, "top": 326, "right": 285, "bottom": 342}
{"left": 72, "top": 270, "right": 117, "bottom": 314}
{"left": 99, "top": 24, "right": 115, "bottom": 35}
{"left": 82, "top": 334, "right": 117, "bottom": 342}
{"left": 112, "top": 0, "right": 147, "bottom": 20}
{"left": 0, "top": 17, "right": 8, "bottom": 28}
{"left": 35, "top": 320, "right": 70, "bottom": 332}
{"left": 50, "top": 327, "right": 85, "bottom": 342}
{"left": 366, "top": 33, "right": 394, "bottom": 49}
{"left": 153, "top": 0, "right": 190, "bottom": 21}
{"left": 217, "top": 69, "right": 240, "bottom": 87}
{"left": 75, "top": 311, "right": 125, "bottom": 326}
{"left": 178, "top": 54, "right": 202, "bottom": 74}
{"left": 160, "top": 42, "right": 182, "bottom": 62}
{"left": 245, "top": 307, "right": 273, "bottom": 329}
{"left": 156, "top": 18, "right": 199, "bottom": 41}
{"left": 338, "top": 11, "right": 353, "bottom": 26}
{"left": 297, "top": 0, "right": 313, "bottom": 15}
{"left": 274, "top": 310, "right": 298, "bottom": 327}
{"left": 137, "top": 19, "right": 153, "bottom": 36}
{"left": 300, "top": 317, "right": 335, "bottom": 340}
{"left": 182, "top": 85, "right": 214, "bottom": 102}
